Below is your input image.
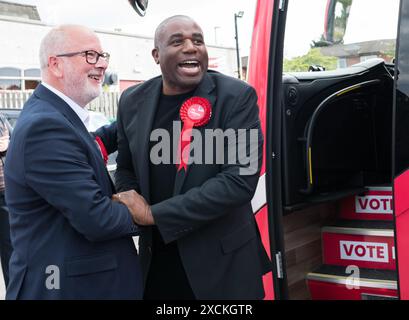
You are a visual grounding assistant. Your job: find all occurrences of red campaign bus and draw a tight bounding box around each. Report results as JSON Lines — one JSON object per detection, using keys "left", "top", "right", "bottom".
{"left": 247, "top": 0, "right": 407, "bottom": 300}
{"left": 129, "top": 0, "right": 409, "bottom": 300}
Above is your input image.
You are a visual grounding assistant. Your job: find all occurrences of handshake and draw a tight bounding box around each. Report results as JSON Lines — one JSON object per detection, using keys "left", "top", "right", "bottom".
{"left": 112, "top": 190, "right": 155, "bottom": 226}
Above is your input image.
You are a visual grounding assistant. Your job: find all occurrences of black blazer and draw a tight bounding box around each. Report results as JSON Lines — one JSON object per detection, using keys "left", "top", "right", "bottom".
{"left": 116, "top": 71, "right": 271, "bottom": 299}
{"left": 92, "top": 121, "right": 117, "bottom": 154}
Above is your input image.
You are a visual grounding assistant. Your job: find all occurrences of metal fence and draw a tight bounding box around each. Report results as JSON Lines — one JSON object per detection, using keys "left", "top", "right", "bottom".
{"left": 0, "top": 90, "right": 119, "bottom": 119}
{"left": 88, "top": 92, "right": 119, "bottom": 119}
{"left": 0, "top": 90, "right": 33, "bottom": 109}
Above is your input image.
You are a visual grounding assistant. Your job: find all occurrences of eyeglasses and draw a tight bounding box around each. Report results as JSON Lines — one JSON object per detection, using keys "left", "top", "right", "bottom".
{"left": 56, "top": 50, "right": 110, "bottom": 65}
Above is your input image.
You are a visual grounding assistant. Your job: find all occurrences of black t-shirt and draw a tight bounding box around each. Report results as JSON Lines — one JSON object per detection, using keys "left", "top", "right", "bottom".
{"left": 145, "top": 90, "right": 195, "bottom": 299}
{"left": 149, "top": 90, "right": 194, "bottom": 247}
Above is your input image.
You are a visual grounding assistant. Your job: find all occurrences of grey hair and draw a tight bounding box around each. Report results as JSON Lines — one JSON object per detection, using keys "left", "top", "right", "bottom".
{"left": 39, "top": 26, "right": 70, "bottom": 70}
{"left": 39, "top": 24, "right": 93, "bottom": 70}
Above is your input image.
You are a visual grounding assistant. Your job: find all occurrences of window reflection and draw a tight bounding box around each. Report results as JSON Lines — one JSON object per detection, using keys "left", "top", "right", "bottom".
{"left": 0, "top": 79, "right": 21, "bottom": 90}
{"left": 24, "top": 68, "right": 41, "bottom": 77}
{"left": 0, "top": 67, "right": 40, "bottom": 90}
{"left": 283, "top": 0, "right": 399, "bottom": 72}
{"left": 0, "top": 67, "right": 20, "bottom": 77}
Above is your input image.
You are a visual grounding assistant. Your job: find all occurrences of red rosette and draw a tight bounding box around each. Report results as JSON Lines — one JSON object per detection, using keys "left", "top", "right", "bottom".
{"left": 177, "top": 97, "right": 212, "bottom": 171}
{"left": 179, "top": 96, "right": 212, "bottom": 127}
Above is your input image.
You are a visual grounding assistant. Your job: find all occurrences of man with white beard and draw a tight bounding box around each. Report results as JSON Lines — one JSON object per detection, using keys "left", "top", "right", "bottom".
{"left": 4, "top": 25, "right": 143, "bottom": 299}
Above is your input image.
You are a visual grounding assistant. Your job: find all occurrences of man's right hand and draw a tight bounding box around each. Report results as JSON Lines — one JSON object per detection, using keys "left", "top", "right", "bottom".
{"left": 112, "top": 190, "right": 155, "bottom": 226}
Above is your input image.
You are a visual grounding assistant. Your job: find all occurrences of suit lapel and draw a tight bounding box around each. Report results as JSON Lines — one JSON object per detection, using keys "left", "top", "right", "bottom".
{"left": 173, "top": 74, "right": 216, "bottom": 195}
{"left": 34, "top": 85, "right": 88, "bottom": 133}
{"left": 34, "top": 84, "right": 112, "bottom": 192}
{"left": 134, "top": 80, "right": 162, "bottom": 202}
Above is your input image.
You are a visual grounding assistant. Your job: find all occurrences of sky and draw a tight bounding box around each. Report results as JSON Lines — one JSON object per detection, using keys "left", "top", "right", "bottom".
{"left": 8, "top": 0, "right": 257, "bottom": 56}
{"left": 6, "top": 0, "right": 400, "bottom": 60}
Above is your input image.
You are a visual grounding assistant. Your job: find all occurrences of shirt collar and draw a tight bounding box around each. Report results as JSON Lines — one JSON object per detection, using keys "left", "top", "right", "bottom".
{"left": 41, "top": 82, "right": 90, "bottom": 130}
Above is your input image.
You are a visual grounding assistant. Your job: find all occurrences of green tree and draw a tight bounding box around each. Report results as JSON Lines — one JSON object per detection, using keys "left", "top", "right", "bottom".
{"left": 283, "top": 48, "right": 337, "bottom": 72}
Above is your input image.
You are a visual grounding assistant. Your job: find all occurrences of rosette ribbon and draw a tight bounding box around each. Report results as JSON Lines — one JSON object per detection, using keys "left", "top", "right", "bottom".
{"left": 95, "top": 136, "right": 108, "bottom": 165}
{"left": 177, "top": 97, "right": 212, "bottom": 171}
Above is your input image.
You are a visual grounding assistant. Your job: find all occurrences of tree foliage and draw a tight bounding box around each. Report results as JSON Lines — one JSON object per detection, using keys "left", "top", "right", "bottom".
{"left": 283, "top": 48, "right": 338, "bottom": 72}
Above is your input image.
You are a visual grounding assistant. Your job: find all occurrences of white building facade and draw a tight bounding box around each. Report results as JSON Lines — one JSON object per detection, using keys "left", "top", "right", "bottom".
{"left": 0, "top": 15, "right": 238, "bottom": 93}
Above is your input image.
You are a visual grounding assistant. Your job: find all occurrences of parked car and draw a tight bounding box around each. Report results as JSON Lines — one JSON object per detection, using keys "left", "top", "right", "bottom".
{"left": 88, "top": 111, "right": 115, "bottom": 131}
{"left": 0, "top": 108, "right": 117, "bottom": 178}
{"left": 0, "top": 108, "right": 20, "bottom": 130}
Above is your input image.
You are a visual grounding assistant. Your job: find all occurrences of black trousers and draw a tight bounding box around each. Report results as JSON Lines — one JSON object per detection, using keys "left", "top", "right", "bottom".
{"left": 0, "top": 193, "right": 12, "bottom": 288}
{"left": 144, "top": 238, "right": 195, "bottom": 300}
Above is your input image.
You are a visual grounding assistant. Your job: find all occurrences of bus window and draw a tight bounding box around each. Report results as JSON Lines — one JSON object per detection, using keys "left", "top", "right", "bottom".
{"left": 283, "top": 0, "right": 399, "bottom": 72}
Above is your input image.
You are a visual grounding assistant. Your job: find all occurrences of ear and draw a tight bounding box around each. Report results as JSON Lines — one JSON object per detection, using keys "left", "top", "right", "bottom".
{"left": 152, "top": 48, "right": 160, "bottom": 64}
{"left": 48, "top": 56, "right": 64, "bottom": 78}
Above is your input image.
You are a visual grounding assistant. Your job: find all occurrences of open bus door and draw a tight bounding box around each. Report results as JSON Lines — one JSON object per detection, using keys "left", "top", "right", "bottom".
{"left": 248, "top": 0, "right": 289, "bottom": 300}
{"left": 248, "top": 0, "right": 402, "bottom": 299}
{"left": 393, "top": 0, "right": 409, "bottom": 300}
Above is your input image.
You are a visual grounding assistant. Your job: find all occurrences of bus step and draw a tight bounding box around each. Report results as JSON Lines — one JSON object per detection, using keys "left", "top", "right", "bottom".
{"left": 322, "top": 220, "right": 395, "bottom": 270}
{"left": 339, "top": 186, "right": 393, "bottom": 221}
{"left": 307, "top": 264, "right": 397, "bottom": 300}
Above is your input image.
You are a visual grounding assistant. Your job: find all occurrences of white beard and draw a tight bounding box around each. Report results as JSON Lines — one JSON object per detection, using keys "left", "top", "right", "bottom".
{"left": 63, "top": 63, "right": 102, "bottom": 107}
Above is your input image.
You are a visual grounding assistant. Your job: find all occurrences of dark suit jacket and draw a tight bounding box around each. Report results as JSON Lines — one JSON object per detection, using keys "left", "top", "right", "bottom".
{"left": 92, "top": 121, "right": 117, "bottom": 154}
{"left": 116, "top": 71, "right": 271, "bottom": 299}
{"left": 4, "top": 84, "right": 142, "bottom": 299}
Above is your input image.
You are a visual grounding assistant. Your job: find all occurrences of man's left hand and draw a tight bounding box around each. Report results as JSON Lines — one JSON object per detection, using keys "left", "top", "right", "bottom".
{"left": 112, "top": 190, "right": 155, "bottom": 226}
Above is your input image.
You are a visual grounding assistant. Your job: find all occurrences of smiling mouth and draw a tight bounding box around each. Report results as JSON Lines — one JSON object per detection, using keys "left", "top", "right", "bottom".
{"left": 88, "top": 74, "right": 103, "bottom": 83}
{"left": 178, "top": 60, "right": 202, "bottom": 76}
{"left": 179, "top": 60, "right": 200, "bottom": 68}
